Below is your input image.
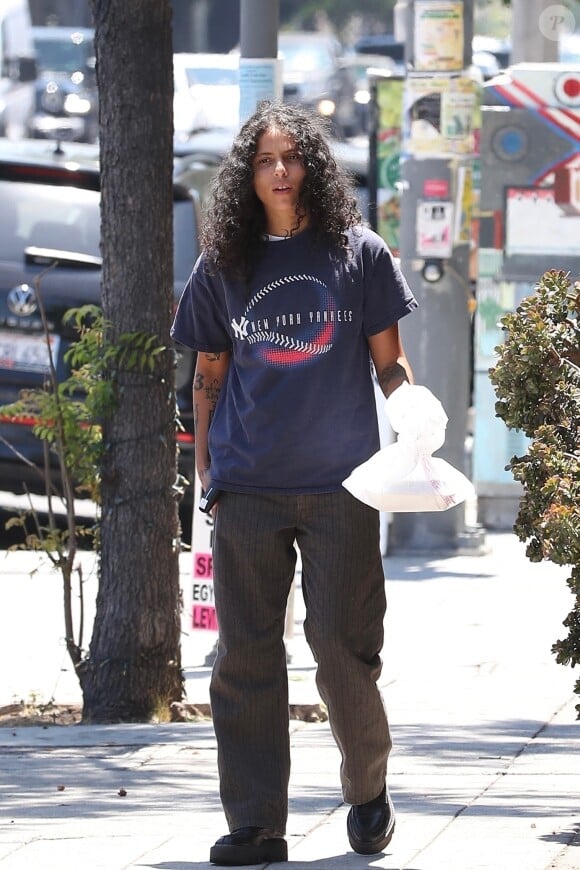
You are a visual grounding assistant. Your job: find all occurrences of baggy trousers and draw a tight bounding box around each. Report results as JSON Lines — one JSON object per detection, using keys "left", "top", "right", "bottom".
{"left": 210, "top": 489, "right": 392, "bottom": 833}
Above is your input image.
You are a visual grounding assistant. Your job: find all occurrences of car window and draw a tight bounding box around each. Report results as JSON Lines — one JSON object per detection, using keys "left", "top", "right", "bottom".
{"left": 34, "top": 37, "right": 94, "bottom": 74}
{"left": 0, "top": 179, "right": 198, "bottom": 281}
{"left": 0, "top": 180, "right": 100, "bottom": 260}
{"left": 279, "top": 43, "right": 334, "bottom": 74}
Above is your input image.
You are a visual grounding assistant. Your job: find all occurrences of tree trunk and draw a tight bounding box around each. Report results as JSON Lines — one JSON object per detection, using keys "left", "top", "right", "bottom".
{"left": 81, "top": 0, "right": 183, "bottom": 723}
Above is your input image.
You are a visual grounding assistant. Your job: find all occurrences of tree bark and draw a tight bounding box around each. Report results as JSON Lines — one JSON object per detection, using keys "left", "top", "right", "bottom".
{"left": 81, "top": 0, "right": 183, "bottom": 722}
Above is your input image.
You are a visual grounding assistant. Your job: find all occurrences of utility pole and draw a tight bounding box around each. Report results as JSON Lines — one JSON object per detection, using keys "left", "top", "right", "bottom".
{"left": 511, "top": 0, "right": 562, "bottom": 63}
{"left": 389, "top": 0, "right": 483, "bottom": 553}
{"left": 239, "top": 0, "right": 281, "bottom": 124}
{"left": 237, "top": 0, "right": 297, "bottom": 645}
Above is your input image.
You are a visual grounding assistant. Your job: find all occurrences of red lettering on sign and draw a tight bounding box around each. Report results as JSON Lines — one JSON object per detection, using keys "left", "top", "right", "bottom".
{"left": 192, "top": 605, "right": 218, "bottom": 631}
{"left": 194, "top": 552, "right": 213, "bottom": 578}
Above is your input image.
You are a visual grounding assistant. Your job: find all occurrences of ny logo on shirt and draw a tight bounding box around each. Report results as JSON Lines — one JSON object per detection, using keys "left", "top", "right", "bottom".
{"left": 231, "top": 315, "right": 250, "bottom": 339}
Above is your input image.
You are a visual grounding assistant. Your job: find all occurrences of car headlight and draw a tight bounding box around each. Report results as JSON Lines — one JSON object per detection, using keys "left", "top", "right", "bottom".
{"left": 64, "top": 92, "right": 92, "bottom": 115}
{"left": 354, "top": 89, "right": 371, "bottom": 105}
{"left": 317, "top": 98, "right": 336, "bottom": 117}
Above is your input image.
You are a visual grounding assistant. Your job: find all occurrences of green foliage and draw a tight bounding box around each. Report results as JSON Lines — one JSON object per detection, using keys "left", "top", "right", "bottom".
{"left": 489, "top": 271, "right": 580, "bottom": 714}
{"left": 1, "top": 305, "right": 167, "bottom": 506}
{"left": 4, "top": 510, "right": 95, "bottom": 559}
{"left": 0, "top": 301, "right": 168, "bottom": 670}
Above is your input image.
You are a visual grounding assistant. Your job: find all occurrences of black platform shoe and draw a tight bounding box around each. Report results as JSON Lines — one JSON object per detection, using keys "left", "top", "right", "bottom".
{"left": 209, "top": 826, "right": 288, "bottom": 866}
{"left": 347, "top": 785, "right": 395, "bottom": 855}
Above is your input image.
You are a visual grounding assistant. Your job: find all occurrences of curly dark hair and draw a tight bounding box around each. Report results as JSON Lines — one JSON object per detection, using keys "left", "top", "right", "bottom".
{"left": 201, "top": 101, "right": 361, "bottom": 280}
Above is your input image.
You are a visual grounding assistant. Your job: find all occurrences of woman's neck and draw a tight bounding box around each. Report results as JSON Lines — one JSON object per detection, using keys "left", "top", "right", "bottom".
{"left": 266, "top": 213, "right": 310, "bottom": 237}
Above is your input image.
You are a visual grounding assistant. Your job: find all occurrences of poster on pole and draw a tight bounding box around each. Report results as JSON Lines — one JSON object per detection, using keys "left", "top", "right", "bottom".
{"left": 505, "top": 186, "right": 580, "bottom": 257}
{"left": 404, "top": 76, "right": 476, "bottom": 156}
{"left": 414, "top": 0, "right": 464, "bottom": 72}
{"left": 375, "top": 77, "right": 404, "bottom": 255}
{"left": 239, "top": 57, "right": 282, "bottom": 124}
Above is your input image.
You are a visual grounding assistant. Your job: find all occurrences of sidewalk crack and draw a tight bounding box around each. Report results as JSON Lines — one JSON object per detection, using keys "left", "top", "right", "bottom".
{"left": 401, "top": 696, "right": 576, "bottom": 869}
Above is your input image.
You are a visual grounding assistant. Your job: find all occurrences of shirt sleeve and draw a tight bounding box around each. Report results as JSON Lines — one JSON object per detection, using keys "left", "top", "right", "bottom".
{"left": 170, "top": 254, "right": 232, "bottom": 352}
{"left": 361, "top": 229, "right": 418, "bottom": 336}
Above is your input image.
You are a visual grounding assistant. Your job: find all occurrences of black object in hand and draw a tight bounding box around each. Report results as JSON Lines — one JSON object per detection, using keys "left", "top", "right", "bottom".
{"left": 199, "top": 486, "right": 221, "bottom": 513}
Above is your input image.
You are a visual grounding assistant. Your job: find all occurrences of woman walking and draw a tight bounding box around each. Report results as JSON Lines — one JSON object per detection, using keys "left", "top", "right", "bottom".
{"left": 172, "top": 101, "right": 419, "bottom": 865}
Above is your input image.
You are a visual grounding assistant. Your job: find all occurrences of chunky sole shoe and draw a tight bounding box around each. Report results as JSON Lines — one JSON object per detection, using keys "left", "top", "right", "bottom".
{"left": 210, "top": 826, "right": 288, "bottom": 866}
{"left": 347, "top": 785, "right": 396, "bottom": 856}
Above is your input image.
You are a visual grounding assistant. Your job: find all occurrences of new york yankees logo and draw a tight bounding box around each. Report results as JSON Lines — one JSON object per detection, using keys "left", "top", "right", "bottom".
{"left": 230, "top": 272, "right": 344, "bottom": 369}
{"left": 231, "top": 316, "right": 250, "bottom": 340}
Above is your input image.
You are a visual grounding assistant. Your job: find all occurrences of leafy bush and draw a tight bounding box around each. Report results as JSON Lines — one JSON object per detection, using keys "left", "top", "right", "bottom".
{"left": 489, "top": 270, "right": 580, "bottom": 715}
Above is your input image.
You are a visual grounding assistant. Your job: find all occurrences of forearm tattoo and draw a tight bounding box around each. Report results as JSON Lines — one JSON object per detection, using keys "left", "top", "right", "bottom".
{"left": 193, "top": 369, "right": 222, "bottom": 429}
{"left": 376, "top": 361, "right": 408, "bottom": 396}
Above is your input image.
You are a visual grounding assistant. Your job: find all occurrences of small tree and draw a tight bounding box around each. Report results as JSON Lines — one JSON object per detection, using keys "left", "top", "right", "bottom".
{"left": 1, "top": 298, "right": 107, "bottom": 675}
{"left": 489, "top": 270, "right": 580, "bottom": 715}
{"left": 1, "top": 298, "right": 169, "bottom": 690}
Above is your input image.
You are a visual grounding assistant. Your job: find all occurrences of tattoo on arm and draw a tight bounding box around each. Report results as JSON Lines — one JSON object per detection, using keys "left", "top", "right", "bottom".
{"left": 377, "top": 362, "right": 408, "bottom": 396}
{"left": 193, "top": 371, "right": 221, "bottom": 427}
{"left": 205, "top": 380, "right": 220, "bottom": 408}
{"left": 206, "top": 380, "right": 220, "bottom": 426}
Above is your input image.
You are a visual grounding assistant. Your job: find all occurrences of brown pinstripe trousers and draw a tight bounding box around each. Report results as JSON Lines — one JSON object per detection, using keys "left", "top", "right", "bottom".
{"left": 210, "top": 488, "right": 392, "bottom": 834}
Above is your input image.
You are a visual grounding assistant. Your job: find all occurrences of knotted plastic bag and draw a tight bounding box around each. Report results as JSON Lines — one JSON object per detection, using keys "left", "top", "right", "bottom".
{"left": 342, "top": 383, "right": 475, "bottom": 512}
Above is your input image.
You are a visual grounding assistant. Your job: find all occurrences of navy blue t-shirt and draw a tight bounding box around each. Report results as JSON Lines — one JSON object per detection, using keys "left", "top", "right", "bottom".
{"left": 171, "top": 225, "right": 417, "bottom": 494}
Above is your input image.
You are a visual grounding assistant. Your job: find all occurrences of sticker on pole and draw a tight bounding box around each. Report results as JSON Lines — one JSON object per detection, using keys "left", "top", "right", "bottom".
{"left": 417, "top": 201, "right": 454, "bottom": 257}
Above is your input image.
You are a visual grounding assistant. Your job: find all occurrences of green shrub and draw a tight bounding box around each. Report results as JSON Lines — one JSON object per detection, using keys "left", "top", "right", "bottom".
{"left": 489, "top": 270, "right": 580, "bottom": 715}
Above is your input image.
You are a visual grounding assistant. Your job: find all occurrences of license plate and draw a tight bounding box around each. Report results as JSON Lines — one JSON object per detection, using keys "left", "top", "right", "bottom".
{"left": 0, "top": 330, "right": 60, "bottom": 374}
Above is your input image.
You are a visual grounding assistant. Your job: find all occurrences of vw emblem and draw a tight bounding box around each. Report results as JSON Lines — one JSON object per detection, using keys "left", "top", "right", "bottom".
{"left": 7, "top": 284, "right": 38, "bottom": 317}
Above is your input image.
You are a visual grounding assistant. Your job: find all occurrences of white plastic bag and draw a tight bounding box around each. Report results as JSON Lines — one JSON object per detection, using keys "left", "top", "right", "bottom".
{"left": 343, "top": 382, "right": 475, "bottom": 512}
{"left": 343, "top": 448, "right": 475, "bottom": 512}
{"left": 385, "top": 381, "right": 448, "bottom": 459}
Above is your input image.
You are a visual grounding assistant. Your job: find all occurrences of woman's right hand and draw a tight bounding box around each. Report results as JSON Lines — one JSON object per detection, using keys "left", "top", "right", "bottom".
{"left": 198, "top": 466, "right": 211, "bottom": 494}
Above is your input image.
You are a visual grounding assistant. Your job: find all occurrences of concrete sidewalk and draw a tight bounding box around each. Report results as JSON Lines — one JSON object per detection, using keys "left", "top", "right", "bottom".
{"left": 0, "top": 532, "right": 579, "bottom": 869}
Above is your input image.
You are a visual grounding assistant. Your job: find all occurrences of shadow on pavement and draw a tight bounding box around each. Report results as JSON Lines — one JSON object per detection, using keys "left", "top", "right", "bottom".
{"left": 145, "top": 859, "right": 422, "bottom": 869}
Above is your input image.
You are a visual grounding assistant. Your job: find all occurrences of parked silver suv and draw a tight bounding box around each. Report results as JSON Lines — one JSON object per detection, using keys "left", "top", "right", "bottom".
{"left": 0, "top": 138, "right": 210, "bottom": 509}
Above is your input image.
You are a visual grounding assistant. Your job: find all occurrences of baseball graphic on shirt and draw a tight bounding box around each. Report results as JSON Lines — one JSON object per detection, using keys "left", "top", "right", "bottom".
{"left": 230, "top": 272, "right": 351, "bottom": 369}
